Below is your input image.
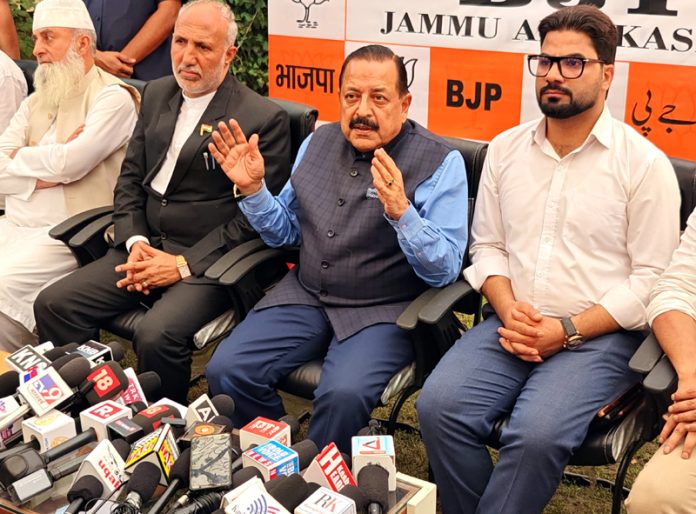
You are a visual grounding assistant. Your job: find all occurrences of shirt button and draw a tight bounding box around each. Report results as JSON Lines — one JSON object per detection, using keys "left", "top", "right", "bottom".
{"left": 327, "top": 230, "right": 335, "bottom": 238}
{"left": 320, "top": 289, "right": 328, "bottom": 297}
{"left": 161, "top": 199, "right": 168, "bottom": 206}
{"left": 337, "top": 198, "right": 345, "bottom": 206}
{"left": 321, "top": 261, "right": 329, "bottom": 269}
{"left": 161, "top": 232, "right": 167, "bottom": 240}
{"left": 349, "top": 169, "right": 358, "bottom": 177}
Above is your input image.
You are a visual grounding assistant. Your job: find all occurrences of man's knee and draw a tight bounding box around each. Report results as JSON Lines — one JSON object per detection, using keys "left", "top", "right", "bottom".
{"left": 34, "top": 281, "right": 67, "bottom": 320}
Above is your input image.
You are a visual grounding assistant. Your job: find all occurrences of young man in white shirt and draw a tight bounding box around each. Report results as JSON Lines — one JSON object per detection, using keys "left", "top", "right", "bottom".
{"left": 625, "top": 209, "right": 696, "bottom": 513}
{"left": 417, "top": 6, "right": 681, "bottom": 513}
{"left": 0, "top": 0, "right": 139, "bottom": 351}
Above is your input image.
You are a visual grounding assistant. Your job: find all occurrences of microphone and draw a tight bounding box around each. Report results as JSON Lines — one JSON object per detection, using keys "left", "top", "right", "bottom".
{"left": 72, "top": 340, "right": 125, "bottom": 366}
{"left": 279, "top": 414, "right": 301, "bottom": 441}
{"left": 144, "top": 448, "right": 190, "bottom": 514}
{"left": 80, "top": 400, "right": 133, "bottom": 441}
{"left": 242, "top": 440, "right": 304, "bottom": 481}
{"left": 239, "top": 416, "right": 292, "bottom": 450}
{"left": 114, "top": 461, "right": 161, "bottom": 514}
{"left": 70, "top": 438, "right": 130, "bottom": 496}
{"left": 16, "top": 360, "right": 89, "bottom": 417}
{"left": 267, "top": 473, "right": 309, "bottom": 512}
{"left": 0, "top": 370, "right": 19, "bottom": 397}
{"left": 357, "top": 465, "right": 389, "bottom": 514}
{"left": 351, "top": 435, "right": 396, "bottom": 491}
{"left": 21, "top": 408, "right": 76, "bottom": 453}
{"left": 118, "top": 369, "right": 160, "bottom": 406}
{"left": 210, "top": 394, "right": 235, "bottom": 419}
{"left": 5, "top": 451, "right": 85, "bottom": 504}
{"left": 81, "top": 361, "right": 130, "bottom": 407}
{"left": 65, "top": 474, "right": 103, "bottom": 514}
{"left": 185, "top": 393, "right": 218, "bottom": 427}
{"left": 170, "top": 490, "right": 224, "bottom": 514}
{"left": 124, "top": 420, "right": 180, "bottom": 485}
{"left": 295, "top": 484, "right": 368, "bottom": 514}
{"left": 4, "top": 346, "right": 51, "bottom": 375}
{"left": 232, "top": 465, "right": 263, "bottom": 487}
{"left": 220, "top": 476, "right": 289, "bottom": 514}
{"left": 303, "top": 442, "right": 356, "bottom": 492}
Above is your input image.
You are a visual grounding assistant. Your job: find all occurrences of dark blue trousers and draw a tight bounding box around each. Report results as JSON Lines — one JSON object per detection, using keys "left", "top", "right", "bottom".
{"left": 417, "top": 315, "right": 642, "bottom": 514}
{"left": 206, "top": 305, "right": 414, "bottom": 452}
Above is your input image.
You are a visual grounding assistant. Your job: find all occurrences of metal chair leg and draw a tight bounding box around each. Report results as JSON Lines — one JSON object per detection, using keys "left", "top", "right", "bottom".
{"left": 611, "top": 439, "right": 645, "bottom": 514}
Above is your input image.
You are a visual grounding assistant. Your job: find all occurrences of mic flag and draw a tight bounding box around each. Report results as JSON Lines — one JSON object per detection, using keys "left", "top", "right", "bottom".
{"left": 125, "top": 423, "right": 180, "bottom": 486}
{"left": 303, "top": 442, "right": 356, "bottom": 492}
{"left": 351, "top": 435, "right": 397, "bottom": 492}
{"left": 239, "top": 416, "right": 291, "bottom": 450}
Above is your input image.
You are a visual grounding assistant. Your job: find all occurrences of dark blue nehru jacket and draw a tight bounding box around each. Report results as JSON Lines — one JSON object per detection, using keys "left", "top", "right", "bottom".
{"left": 84, "top": 0, "right": 173, "bottom": 81}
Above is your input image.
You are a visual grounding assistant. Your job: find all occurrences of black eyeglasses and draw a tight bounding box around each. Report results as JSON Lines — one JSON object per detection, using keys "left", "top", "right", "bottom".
{"left": 527, "top": 54, "right": 605, "bottom": 79}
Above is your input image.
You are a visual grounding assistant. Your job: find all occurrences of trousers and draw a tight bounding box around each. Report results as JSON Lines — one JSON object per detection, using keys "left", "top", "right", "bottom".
{"left": 417, "top": 315, "right": 642, "bottom": 514}
{"left": 206, "top": 305, "right": 414, "bottom": 452}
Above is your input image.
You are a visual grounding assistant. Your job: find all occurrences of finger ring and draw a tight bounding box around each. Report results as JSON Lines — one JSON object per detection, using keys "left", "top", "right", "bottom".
{"left": 386, "top": 179, "right": 393, "bottom": 187}
{"left": 142, "top": 281, "right": 148, "bottom": 288}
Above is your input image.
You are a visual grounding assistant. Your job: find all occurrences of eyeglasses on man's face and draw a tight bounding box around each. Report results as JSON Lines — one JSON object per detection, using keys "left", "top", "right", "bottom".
{"left": 527, "top": 54, "right": 606, "bottom": 79}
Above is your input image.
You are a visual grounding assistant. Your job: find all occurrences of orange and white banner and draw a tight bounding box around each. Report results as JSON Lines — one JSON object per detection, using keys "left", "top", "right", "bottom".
{"left": 269, "top": 0, "right": 696, "bottom": 160}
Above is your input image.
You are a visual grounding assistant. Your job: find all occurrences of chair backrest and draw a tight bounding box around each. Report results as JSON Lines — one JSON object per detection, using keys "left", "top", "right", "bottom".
{"left": 15, "top": 59, "right": 37, "bottom": 95}
{"left": 122, "top": 77, "right": 147, "bottom": 97}
{"left": 268, "top": 97, "right": 318, "bottom": 163}
{"left": 444, "top": 137, "right": 488, "bottom": 203}
{"left": 670, "top": 157, "right": 696, "bottom": 231}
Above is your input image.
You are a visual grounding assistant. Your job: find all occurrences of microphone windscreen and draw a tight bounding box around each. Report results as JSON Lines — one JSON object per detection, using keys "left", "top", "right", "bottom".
{"left": 339, "top": 484, "right": 368, "bottom": 511}
{"left": 169, "top": 448, "right": 191, "bottom": 485}
{"left": 208, "top": 415, "right": 233, "bottom": 432}
{"left": 132, "top": 404, "right": 180, "bottom": 434}
{"left": 279, "top": 414, "right": 300, "bottom": 439}
{"left": 84, "top": 362, "right": 129, "bottom": 405}
{"left": 210, "top": 394, "right": 235, "bottom": 419}
{"left": 43, "top": 347, "right": 67, "bottom": 362}
{"left": 67, "top": 474, "right": 103, "bottom": 502}
{"left": 63, "top": 342, "right": 80, "bottom": 352}
{"left": 112, "top": 438, "right": 132, "bottom": 460}
{"left": 58, "top": 357, "right": 92, "bottom": 388}
{"left": 126, "top": 461, "right": 161, "bottom": 502}
{"left": 51, "top": 353, "right": 81, "bottom": 372}
{"left": 231, "top": 466, "right": 262, "bottom": 488}
{"left": 306, "top": 481, "right": 321, "bottom": 496}
{"left": 136, "top": 371, "right": 161, "bottom": 398}
{"left": 0, "top": 371, "right": 19, "bottom": 397}
{"left": 268, "top": 474, "right": 309, "bottom": 511}
{"left": 357, "top": 465, "right": 389, "bottom": 510}
{"left": 107, "top": 342, "right": 125, "bottom": 362}
{"left": 129, "top": 401, "right": 148, "bottom": 414}
{"left": 292, "top": 439, "right": 319, "bottom": 470}
{"left": 264, "top": 474, "right": 288, "bottom": 495}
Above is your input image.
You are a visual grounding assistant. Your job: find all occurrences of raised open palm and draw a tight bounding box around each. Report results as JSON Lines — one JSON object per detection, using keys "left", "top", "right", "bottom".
{"left": 208, "top": 118, "right": 265, "bottom": 194}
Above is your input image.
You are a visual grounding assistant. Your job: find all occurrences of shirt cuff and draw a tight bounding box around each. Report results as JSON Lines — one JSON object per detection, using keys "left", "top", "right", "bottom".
{"left": 126, "top": 235, "right": 149, "bottom": 252}
{"left": 599, "top": 285, "right": 647, "bottom": 331}
{"left": 647, "top": 291, "right": 696, "bottom": 326}
{"left": 463, "top": 255, "right": 510, "bottom": 291}
{"left": 386, "top": 203, "right": 422, "bottom": 239}
{"left": 0, "top": 174, "right": 36, "bottom": 200}
{"left": 239, "top": 184, "right": 274, "bottom": 213}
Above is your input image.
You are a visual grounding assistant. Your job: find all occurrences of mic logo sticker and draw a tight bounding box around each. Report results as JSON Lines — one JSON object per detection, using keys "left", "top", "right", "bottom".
{"left": 88, "top": 402, "right": 125, "bottom": 420}
{"left": 88, "top": 366, "right": 119, "bottom": 398}
{"left": 250, "top": 496, "right": 280, "bottom": 514}
{"left": 29, "top": 374, "right": 63, "bottom": 409}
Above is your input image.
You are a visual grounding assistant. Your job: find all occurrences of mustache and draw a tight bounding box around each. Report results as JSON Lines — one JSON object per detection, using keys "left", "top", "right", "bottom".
{"left": 349, "top": 116, "right": 379, "bottom": 130}
{"left": 540, "top": 84, "right": 572, "bottom": 97}
{"left": 177, "top": 64, "right": 201, "bottom": 75}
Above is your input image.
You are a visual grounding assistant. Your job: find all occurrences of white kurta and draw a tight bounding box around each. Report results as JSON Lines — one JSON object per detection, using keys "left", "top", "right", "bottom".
{"left": 0, "top": 84, "right": 137, "bottom": 332}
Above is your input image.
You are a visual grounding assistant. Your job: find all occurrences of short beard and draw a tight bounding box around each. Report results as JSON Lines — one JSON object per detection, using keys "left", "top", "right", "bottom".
{"left": 34, "top": 45, "right": 85, "bottom": 110}
{"left": 174, "top": 57, "right": 226, "bottom": 97}
{"left": 537, "top": 84, "right": 597, "bottom": 120}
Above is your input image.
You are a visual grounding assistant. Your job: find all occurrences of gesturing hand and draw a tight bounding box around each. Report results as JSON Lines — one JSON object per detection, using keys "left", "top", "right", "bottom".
{"left": 371, "top": 148, "right": 410, "bottom": 220}
{"left": 208, "top": 119, "right": 265, "bottom": 196}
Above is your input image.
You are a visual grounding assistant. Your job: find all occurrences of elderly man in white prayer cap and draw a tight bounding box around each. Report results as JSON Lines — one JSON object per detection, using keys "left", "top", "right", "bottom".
{"left": 0, "top": 0, "right": 140, "bottom": 351}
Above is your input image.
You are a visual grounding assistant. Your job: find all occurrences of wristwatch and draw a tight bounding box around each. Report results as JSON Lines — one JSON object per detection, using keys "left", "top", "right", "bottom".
{"left": 560, "top": 317, "right": 584, "bottom": 350}
{"left": 176, "top": 255, "right": 191, "bottom": 279}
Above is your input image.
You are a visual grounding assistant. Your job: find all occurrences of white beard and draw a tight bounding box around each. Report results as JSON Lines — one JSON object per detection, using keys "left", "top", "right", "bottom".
{"left": 33, "top": 46, "right": 85, "bottom": 110}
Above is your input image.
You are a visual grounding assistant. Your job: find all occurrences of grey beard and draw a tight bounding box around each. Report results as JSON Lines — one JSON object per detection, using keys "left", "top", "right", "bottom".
{"left": 33, "top": 47, "right": 85, "bottom": 110}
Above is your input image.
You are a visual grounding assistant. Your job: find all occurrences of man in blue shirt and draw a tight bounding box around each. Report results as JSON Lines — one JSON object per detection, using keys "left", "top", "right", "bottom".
{"left": 84, "top": 0, "right": 180, "bottom": 80}
{"left": 206, "top": 44, "right": 468, "bottom": 452}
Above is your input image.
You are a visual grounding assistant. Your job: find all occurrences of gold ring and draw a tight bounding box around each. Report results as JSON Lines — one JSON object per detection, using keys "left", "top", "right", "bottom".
{"left": 386, "top": 179, "right": 393, "bottom": 187}
{"left": 142, "top": 281, "right": 149, "bottom": 288}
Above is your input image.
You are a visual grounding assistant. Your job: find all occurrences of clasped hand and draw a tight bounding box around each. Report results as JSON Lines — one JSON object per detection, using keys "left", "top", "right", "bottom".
{"left": 659, "top": 378, "right": 696, "bottom": 459}
{"left": 114, "top": 242, "right": 181, "bottom": 295}
{"left": 497, "top": 301, "right": 565, "bottom": 362}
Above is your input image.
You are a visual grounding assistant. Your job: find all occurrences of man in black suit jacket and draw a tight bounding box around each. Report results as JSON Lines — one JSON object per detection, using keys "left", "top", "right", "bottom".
{"left": 34, "top": 0, "right": 290, "bottom": 404}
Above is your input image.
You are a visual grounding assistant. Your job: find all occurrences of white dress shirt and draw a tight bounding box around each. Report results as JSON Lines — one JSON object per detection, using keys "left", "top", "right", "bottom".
{"left": 0, "top": 50, "right": 27, "bottom": 134}
{"left": 126, "top": 89, "right": 215, "bottom": 251}
{"left": 648, "top": 208, "right": 696, "bottom": 324}
{"left": 0, "top": 85, "right": 137, "bottom": 227}
{"left": 464, "top": 106, "right": 681, "bottom": 331}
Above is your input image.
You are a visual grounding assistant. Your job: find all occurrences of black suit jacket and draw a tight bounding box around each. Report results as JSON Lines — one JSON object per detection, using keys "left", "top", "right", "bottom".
{"left": 112, "top": 74, "right": 291, "bottom": 276}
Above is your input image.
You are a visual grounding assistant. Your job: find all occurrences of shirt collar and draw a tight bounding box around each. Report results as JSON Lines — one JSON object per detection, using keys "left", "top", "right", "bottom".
{"left": 531, "top": 104, "right": 613, "bottom": 151}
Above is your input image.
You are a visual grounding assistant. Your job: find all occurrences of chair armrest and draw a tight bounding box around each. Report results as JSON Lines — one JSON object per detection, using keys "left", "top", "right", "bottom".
{"left": 629, "top": 333, "right": 664, "bottom": 374}
{"left": 418, "top": 280, "right": 478, "bottom": 325}
{"left": 48, "top": 206, "right": 114, "bottom": 244}
{"left": 219, "top": 247, "right": 298, "bottom": 286}
{"left": 643, "top": 355, "right": 678, "bottom": 394}
{"left": 205, "top": 239, "right": 268, "bottom": 280}
{"left": 66, "top": 214, "right": 114, "bottom": 266}
{"left": 396, "top": 288, "right": 441, "bottom": 331}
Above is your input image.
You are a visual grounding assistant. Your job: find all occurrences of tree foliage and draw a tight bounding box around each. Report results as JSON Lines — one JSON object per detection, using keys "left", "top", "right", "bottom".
{"left": 10, "top": 0, "right": 269, "bottom": 95}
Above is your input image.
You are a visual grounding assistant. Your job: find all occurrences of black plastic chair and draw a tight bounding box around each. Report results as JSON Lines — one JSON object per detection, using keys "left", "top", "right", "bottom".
{"left": 212, "top": 138, "right": 488, "bottom": 433}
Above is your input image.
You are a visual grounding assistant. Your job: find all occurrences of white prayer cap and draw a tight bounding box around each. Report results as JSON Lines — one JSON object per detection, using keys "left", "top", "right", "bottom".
{"left": 33, "top": 0, "right": 95, "bottom": 32}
